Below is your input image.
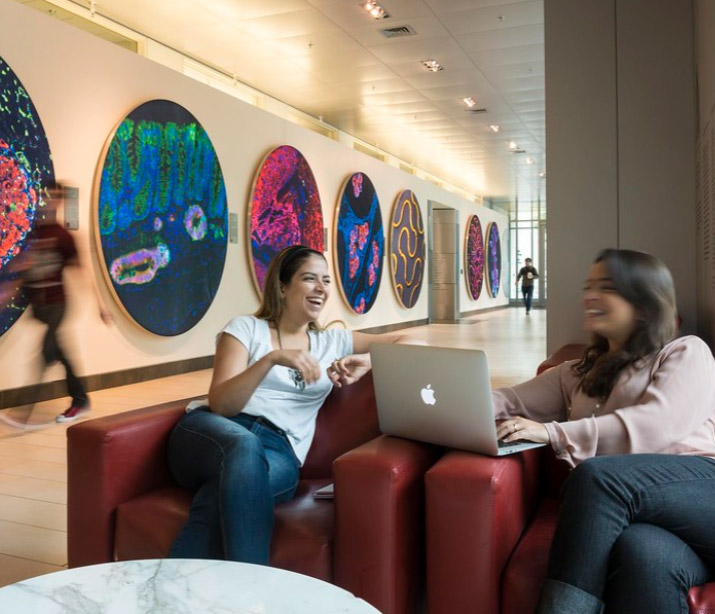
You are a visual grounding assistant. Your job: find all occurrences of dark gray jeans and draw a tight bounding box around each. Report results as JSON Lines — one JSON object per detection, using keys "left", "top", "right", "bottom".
{"left": 538, "top": 454, "right": 715, "bottom": 614}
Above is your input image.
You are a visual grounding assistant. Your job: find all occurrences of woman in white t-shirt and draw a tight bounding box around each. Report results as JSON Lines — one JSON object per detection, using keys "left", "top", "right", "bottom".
{"left": 167, "top": 245, "right": 399, "bottom": 564}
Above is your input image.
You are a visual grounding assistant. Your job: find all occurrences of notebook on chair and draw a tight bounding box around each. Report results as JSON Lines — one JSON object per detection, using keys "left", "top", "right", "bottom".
{"left": 369, "top": 343, "right": 545, "bottom": 456}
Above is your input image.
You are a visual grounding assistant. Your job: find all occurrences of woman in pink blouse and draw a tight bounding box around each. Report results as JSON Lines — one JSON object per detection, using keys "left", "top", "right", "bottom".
{"left": 495, "top": 249, "right": 715, "bottom": 614}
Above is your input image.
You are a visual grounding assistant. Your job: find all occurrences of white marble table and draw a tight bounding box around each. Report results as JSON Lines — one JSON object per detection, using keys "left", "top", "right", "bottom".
{"left": 0, "top": 559, "right": 383, "bottom": 613}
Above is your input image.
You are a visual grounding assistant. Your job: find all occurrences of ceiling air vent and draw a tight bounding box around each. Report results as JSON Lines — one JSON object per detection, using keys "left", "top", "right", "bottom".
{"left": 468, "top": 108, "right": 488, "bottom": 114}
{"left": 379, "top": 25, "right": 417, "bottom": 38}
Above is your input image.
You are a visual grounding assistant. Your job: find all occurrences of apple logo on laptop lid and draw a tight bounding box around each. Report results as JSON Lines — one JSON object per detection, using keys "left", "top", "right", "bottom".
{"left": 420, "top": 384, "right": 436, "bottom": 405}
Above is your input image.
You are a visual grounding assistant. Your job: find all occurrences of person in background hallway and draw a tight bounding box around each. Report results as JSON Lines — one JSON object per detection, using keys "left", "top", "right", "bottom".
{"left": 1, "top": 185, "right": 112, "bottom": 429}
{"left": 492, "top": 248, "right": 715, "bottom": 613}
{"left": 167, "top": 244, "right": 402, "bottom": 565}
{"left": 516, "top": 257, "right": 539, "bottom": 314}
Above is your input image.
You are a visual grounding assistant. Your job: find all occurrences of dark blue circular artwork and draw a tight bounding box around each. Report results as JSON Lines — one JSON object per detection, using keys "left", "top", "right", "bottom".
{"left": 0, "top": 55, "right": 55, "bottom": 337}
{"left": 485, "top": 222, "right": 501, "bottom": 298}
{"left": 335, "top": 172, "right": 384, "bottom": 314}
{"left": 97, "top": 100, "right": 228, "bottom": 336}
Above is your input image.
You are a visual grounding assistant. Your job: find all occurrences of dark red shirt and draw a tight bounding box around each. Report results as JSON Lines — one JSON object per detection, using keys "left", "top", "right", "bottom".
{"left": 23, "top": 223, "right": 77, "bottom": 306}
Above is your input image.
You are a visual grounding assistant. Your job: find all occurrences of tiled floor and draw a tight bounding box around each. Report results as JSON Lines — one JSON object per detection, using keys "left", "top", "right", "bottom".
{"left": 0, "top": 306, "right": 545, "bottom": 587}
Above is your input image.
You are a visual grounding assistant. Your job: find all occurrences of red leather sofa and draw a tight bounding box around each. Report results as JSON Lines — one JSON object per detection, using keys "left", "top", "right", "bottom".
{"left": 424, "top": 344, "right": 715, "bottom": 614}
{"left": 67, "top": 372, "right": 441, "bottom": 614}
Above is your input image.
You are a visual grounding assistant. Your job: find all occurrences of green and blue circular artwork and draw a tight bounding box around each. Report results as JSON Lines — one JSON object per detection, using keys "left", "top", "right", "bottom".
{"left": 97, "top": 100, "right": 227, "bottom": 335}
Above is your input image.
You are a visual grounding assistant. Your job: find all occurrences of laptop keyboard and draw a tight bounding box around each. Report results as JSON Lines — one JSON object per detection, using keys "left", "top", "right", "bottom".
{"left": 498, "top": 439, "right": 522, "bottom": 449}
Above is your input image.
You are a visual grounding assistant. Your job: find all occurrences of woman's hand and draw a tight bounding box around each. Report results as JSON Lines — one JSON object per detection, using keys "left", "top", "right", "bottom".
{"left": 271, "top": 349, "right": 322, "bottom": 384}
{"left": 327, "top": 354, "right": 371, "bottom": 388}
{"left": 496, "top": 416, "right": 550, "bottom": 444}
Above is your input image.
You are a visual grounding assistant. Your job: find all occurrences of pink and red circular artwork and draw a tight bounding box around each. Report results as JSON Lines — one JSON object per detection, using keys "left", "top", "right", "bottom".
{"left": 465, "top": 214, "right": 485, "bottom": 301}
{"left": 0, "top": 55, "right": 55, "bottom": 336}
{"left": 248, "top": 145, "right": 324, "bottom": 293}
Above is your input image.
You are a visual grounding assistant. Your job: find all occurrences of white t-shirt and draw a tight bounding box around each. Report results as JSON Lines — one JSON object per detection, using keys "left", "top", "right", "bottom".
{"left": 212, "top": 315, "right": 353, "bottom": 464}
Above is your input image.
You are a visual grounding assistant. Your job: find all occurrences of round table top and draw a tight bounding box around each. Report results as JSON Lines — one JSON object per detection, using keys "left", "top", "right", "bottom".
{"left": 0, "top": 558, "right": 383, "bottom": 613}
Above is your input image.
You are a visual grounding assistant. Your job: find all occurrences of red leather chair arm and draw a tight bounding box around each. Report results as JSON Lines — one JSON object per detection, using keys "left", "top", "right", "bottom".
{"left": 425, "top": 448, "right": 542, "bottom": 614}
{"left": 66, "top": 398, "right": 198, "bottom": 568}
{"left": 688, "top": 584, "right": 715, "bottom": 614}
{"left": 333, "top": 435, "right": 442, "bottom": 614}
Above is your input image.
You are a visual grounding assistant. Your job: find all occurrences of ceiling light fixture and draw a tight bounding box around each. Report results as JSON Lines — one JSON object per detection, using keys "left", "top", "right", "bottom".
{"left": 362, "top": 2, "right": 390, "bottom": 19}
{"left": 539, "top": 172, "right": 547, "bottom": 178}
{"left": 422, "top": 59, "right": 443, "bottom": 72}
{"left": 462, "top": 97, "right": 476, "bottom": 108}
{"left": 488, "top": 124, "right": 500, "bottom": 133}
{"left": 526, "top": 157, "right": 534, "bottom": 165}
{"left": 508, "top": 141, "right": 518, "bottom": 150}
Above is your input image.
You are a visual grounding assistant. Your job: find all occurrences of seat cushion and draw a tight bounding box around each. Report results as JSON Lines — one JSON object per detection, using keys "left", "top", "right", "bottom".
{"left": 501, "top": 498, "right": 559, "bottom": 614}
{"left": 115, "top": 479, "right": 334, "bottom": 580}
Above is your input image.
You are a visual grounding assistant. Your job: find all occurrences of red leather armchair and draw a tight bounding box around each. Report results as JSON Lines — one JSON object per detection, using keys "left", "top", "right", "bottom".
{"left": 424, "top": 345, "right": 715, "bottom": 614}
{"left": 67, "top": 372, "right": 441, "bottom": 614}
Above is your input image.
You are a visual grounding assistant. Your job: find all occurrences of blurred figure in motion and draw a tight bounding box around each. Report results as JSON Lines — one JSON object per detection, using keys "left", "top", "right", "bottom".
{"left": 1, "top": 184, "right": 111, "bottom": 430}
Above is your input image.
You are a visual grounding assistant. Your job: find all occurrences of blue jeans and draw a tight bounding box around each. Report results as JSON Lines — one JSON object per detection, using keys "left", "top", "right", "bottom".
{"left": 522, "top": 285, "right": 534, "bottom": 312}
{"left": 538, "top": 454, "right": 715, "bottom": 614}
{"left": 167, "top": 408, "right": 300, "bottom": 564}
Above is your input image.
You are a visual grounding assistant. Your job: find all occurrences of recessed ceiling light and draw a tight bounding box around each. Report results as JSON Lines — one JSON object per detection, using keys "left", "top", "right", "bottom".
{"left": 508, "top": 141, "right": 518, "bottom": 150}
{"left": 422, "top": 59, "right": 443, "bottom": 72}
{"left": 539, "top": 172, "right": 546, "bottom": 178}
{"left": 462, "top": 97, "right": 476, "bottom": 108}
{"left": 488, "top": 124, "right": 500, "bottom": 133}
{"left": 526, "top": 157, "right": 534, "bottom": 165}
{"left": 362, "top": 1, "right": 389, "bottom": 19}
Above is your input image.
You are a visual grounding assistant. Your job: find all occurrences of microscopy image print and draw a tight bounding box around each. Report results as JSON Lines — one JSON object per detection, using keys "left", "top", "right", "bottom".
{"left": 0, "top": 55, "right": 55, "bottom": 337}
{"left": 248, "top": 145, "right": 324, "bottom": 293}
{"left": 485, "top": 222, "right": 502, "bottom": 298}
{"left": 389, "top": 190, "right": 424, "bottom": 309}
{"left": 97, "top": 100, "right": 227, "bottom": 336}
{"left": 335, "top": 173, "right": 384, "bottom": 314}
{"left": 464, "top": 214, "right": 485, "bottom": 301}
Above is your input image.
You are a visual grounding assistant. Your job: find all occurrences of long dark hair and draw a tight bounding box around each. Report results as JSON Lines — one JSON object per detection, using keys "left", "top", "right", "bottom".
{"left": 573, "top": 249, "right": 677, "bottom": 399}
{"left": 255, "top": 245, "right": 326, "bottom": 330}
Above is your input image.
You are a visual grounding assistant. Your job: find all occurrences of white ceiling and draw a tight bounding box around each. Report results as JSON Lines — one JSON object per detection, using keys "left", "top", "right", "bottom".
{"left": 23, "top": 0, "right": 547, "bottom": 207}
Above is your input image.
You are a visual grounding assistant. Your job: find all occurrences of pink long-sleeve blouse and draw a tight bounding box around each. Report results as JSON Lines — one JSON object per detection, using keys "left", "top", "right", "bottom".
{"left": 493, "top": 335, "right": 715, "bottom": 467}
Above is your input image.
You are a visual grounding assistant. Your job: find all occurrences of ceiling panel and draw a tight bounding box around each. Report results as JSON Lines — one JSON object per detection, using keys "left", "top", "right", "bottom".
{"left": 23, "top": 0, "right": 547, "bottom": 202}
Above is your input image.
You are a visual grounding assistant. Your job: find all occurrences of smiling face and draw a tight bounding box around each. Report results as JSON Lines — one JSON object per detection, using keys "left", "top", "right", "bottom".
{"left": 582, "top": 261, "right": 638, "bottom": 350}
{"left": 281, "top": 254, "right": 331, "bottom": 324}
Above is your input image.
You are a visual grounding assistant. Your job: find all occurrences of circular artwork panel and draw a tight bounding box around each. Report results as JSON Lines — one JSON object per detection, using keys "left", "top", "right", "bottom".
{"left": 0, "top": 56, "right": 55, "bottom": 336}
{"left": 96, "top": 100, "right": 228, "bottom": 336}
{"left": 335, "top": 172, "right": 384, "bottom": 314}
{"left": 464, "top": 214, "right": 484, "bottom": 301}
{"left": 248, "top": 145, "right": 324, "bottom": 293}
{"left": 389, "top": 190, "right": 424, "bottom": 309}
{"left": 485, "top": 222, "right": 502, "bottom": 298}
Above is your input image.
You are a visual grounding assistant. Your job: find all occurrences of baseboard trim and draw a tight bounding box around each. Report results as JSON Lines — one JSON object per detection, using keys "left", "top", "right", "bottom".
{"left": 1, "top": 355, "right": 214, "bottom": 409}
{"left": 357, "top": 318, "right": 429, "bottom": 334}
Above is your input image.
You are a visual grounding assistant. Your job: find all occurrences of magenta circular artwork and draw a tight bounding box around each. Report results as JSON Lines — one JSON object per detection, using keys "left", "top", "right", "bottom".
{"left": 464, "top": 214, "right": 485, "bottom": 301}
{"left": 485, "top": 221, "right": 502, "bottom": 298}
{"left": 248, "top": 145, "right": 324, "bottom": 292}
{"left": 389, "top": 190, "right": 425, "bottom": 308}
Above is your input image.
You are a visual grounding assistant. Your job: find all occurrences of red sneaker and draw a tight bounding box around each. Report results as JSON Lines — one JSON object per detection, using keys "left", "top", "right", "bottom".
{"left": 56, "top": 403, "right": 91, "bottom": 423}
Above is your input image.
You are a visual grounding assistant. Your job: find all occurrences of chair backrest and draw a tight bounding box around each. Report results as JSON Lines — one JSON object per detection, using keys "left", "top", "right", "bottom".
{"left": 300, "top": 371, "right": 380, "bottom": 479}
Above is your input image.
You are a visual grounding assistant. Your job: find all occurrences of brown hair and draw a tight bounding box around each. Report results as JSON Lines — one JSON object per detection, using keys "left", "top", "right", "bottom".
{"left": 573, "top": 248, "right": 677, "bottom": 399}
{"left": 254, "top": 245, "right": 326, "bottom": 330}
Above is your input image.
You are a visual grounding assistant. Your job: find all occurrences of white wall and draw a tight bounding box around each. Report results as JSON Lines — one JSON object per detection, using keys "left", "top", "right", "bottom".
{"left": 545, "top": 0, "right": 697, "bottom": 353}
{"left": 0, "top": 0, "right": 507, "bottom": 391}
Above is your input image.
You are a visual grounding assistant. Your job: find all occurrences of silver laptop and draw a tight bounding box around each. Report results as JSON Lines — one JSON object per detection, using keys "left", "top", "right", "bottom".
{"left": 370, "top": 343, "right": 546, "bottom": 456}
